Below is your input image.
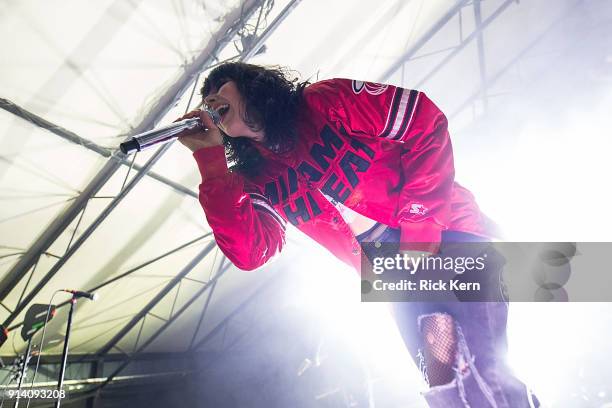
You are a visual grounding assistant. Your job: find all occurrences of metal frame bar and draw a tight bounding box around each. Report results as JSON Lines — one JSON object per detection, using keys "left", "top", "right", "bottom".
{"left": 0, "top": 98, "right": 198, "bottom": 198}
{"left": 4, "top": 370, "right": 193, "bottom": 390}
{"left": 1, "top": 5, "right": 299, "bottom": 400}
{"left": 85, "top": 358, "right": 103, "bottom": 408}
{"left": 190, "top": 274, "right": 284, "bottom": 379}
{"left": 95, "top": 241, "right": 216, "bottom": 355}
{"left": 190, "top": 275, "right": 273, "bottom": 351}
{"left": 1, "top": 350, "right": 208, "bottom": 365}
{"left": 188, "top": 256, "right": 225, "bottom": 350}
{"left": 241, "top": 0, "right": 303, "bottom": 61}
{"left": 95, "top": 0, "right": 303, "bottom": 360}
{"left": 450, "top": 0, "right": 583, "bottom": 119}
{"left": 3, "top": 141, "right": 172, "bottom": 326}
{"left": 0, "top": 1, "right": 143, "bottom": 193}
{"left": 473, "top": 0, "right": 489, "bottom": 111}
{"left": 0, "top": 160, "right": 124, "bottom": 304}
{"left": 63, "top": 4, "right": 308, "bottom": 389}
{"left": 0, "top": 0, "right": 263, "bottom": 317}
{"left": 96, "top": 257, "right": 233, "bottom": 389}
{"left": 9, "top": 371, "right": 197, "bottom": 408}
{"left": 378, "top": 0, "right": 470, "bottom": 83}
{"left": 6, "top": 234, "right": 210, "bottom": 332}
{"left": 414, "top": 0, "right": 516, "bottom": 88}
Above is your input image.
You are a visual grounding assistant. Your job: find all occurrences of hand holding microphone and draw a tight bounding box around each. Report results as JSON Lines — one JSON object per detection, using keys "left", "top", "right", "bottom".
{"left": 176, "top": 107, "right": 224, "bottom": 153}
{"left": 119, "top": 105, "right": 223, "bottom": 154}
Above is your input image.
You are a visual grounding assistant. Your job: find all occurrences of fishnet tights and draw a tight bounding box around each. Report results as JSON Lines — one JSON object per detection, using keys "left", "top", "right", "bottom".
{"left": 421, "top": 314, "right": 457, "bottom": 386}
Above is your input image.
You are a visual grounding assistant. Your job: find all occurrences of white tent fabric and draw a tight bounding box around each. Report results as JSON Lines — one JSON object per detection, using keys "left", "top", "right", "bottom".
{"left": 0, "top": 0, "right": 265, "bottom": 355}
{"left": 1, "top": 0, "right": 612, "bottom": 404}
{"left": 1, "top": 0, "right": 486, "bottom": 356}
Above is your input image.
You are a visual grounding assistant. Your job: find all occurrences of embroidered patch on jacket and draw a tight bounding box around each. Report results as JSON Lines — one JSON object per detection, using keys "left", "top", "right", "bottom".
{"left": 409, "top": 203, "right": 428, "bottom": 216}
{"left": 351, "top": 80, "right": 389, "bottom": 95}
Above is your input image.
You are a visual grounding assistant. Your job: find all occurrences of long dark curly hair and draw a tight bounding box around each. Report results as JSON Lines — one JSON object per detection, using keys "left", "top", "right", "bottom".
{"left": 201, "top": 62, "right": 309, "bottom": 175}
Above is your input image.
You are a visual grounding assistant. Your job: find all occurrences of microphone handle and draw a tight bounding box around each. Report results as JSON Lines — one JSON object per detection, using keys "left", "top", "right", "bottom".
{"left": 120, "top": 117, "right": 203, "bottom": 155}
{"left": 73, "top": 291, "right": 95, "bottom": 300}
{"left": 120, "top": 106, "right": 221, "bottom": 155}
{"left": 62, "top": 289, "right": 97, "bottom": 300}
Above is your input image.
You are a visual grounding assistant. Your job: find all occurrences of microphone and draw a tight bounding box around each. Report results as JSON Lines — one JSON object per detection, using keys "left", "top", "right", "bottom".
{"left": 61, "top": 289, "right": 99, "bottom": 301}
{"left": 119, "top": 105, "right": 221, "bottom": 155}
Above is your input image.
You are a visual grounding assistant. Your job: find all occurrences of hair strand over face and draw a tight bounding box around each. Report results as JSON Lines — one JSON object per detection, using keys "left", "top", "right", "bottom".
{"left": 201, "top": 62, "right": 310, "bottom": 175}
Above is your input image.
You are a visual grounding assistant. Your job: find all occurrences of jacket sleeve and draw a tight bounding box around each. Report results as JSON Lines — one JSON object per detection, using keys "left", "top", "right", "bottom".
{"left": 192, "top": 145, "right": 286, "bottom": 270}
{"left": 309, "top": 78, "right": 454, "bottom": 253}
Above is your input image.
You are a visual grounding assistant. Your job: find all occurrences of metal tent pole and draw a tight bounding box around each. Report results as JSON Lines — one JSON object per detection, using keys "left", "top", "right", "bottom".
{"left": 378, "top": 0, "right": 470, "bottom": 83}
{"left": 0, "top": 0, "right": 263, "bottom": 320}
{"left": 0, "top": 98, "right": 198, "bottom": 198}
{"left": 54, "top": 297, "right": 77, "bottom": 408}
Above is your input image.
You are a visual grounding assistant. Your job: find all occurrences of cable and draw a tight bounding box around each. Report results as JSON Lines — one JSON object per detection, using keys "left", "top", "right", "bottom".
{"left": 0, "top": 363, "right": 19, "bottom": 408}
{"left": 1, "top": 330, "right": 37, "bottom": 407}
{"left": 25, "top": 290, "right": 62, "bottom": 408}
{"left": 233, "top": 0, "right": 274, "bottom": 54}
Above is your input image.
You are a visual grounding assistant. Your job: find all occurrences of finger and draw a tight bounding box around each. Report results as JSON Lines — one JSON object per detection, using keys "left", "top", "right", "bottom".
{"left": 174, "top": 109, "right": 201, "bottom": 123}
{"left": 199, "top": 109, "right": 218, "bottom": 130}
{"left": 177, "top": 133, "right": 198, "bottom": 143}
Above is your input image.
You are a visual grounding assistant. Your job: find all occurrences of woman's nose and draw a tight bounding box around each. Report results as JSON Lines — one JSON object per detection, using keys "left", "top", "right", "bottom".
{"left": 204, "top": 95, "right": 217, "bottom": 105}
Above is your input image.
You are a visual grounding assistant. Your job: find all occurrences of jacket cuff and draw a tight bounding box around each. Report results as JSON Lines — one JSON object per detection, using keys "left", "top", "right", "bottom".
{"left": 399, "top": 220, "right": 444, "bottom": 254}
{"left": 193, "top": 145, "right": 228, "bottom": 181}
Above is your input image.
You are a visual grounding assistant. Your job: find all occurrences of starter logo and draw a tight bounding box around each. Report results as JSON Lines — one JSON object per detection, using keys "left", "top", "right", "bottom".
{"left": 409, "top": 203, "right": 428, "bottom": 215}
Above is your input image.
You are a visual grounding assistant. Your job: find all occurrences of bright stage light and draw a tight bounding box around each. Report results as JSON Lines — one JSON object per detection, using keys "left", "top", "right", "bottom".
{"left": 456, "top": 89, "right": 612, "bottom": 242}
{"left": 287, "top": 239, "right": 426, "bottom": 389}
{"left": 508, "top": 302, "right": 612, "bottom": 406}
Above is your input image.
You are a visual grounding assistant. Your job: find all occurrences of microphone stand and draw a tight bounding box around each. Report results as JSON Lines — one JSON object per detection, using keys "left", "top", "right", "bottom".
{"left": 14, "top": 337, "right": 33, "bottom": 408}
{"left": 55, "top": 296, "right": 77, "bottom": 408}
